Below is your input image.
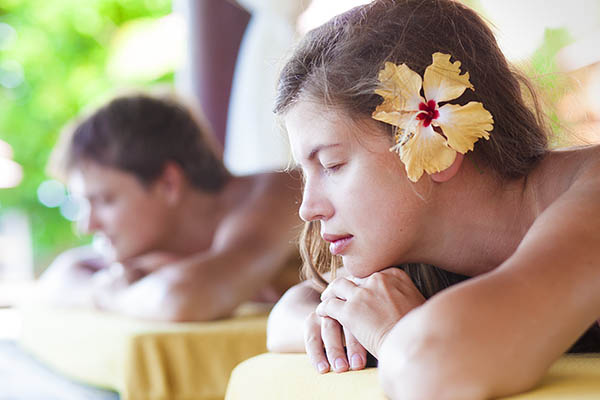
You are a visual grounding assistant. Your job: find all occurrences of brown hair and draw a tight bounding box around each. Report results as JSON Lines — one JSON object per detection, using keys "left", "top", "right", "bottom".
{"left": 276, "top": 0, "right": 550, "bottom": 295}
{"left": 63, "top": 94, "right": 231, "bottom": 192}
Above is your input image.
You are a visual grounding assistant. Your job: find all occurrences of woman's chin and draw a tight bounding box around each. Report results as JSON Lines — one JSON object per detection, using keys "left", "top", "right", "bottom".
{"left": 342, "top": 257, "right": 375, "bottom": 279}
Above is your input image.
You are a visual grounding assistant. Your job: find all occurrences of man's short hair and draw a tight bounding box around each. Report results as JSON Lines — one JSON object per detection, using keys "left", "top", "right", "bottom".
{"left": 59, "top": 94, "right": 230, "bottom": 192}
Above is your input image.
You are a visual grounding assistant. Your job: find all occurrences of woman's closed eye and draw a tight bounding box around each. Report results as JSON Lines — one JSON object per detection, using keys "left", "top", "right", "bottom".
{"left": 322, "top": 162, "right": 345, "bottom": 175}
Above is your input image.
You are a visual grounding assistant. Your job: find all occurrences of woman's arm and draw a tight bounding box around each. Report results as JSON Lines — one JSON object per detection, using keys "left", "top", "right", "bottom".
{"left": 377, "top": 181, "right": 600, "bottom": 400}
{"left": 267, "top": 280, "right": 320, "bottom": 352}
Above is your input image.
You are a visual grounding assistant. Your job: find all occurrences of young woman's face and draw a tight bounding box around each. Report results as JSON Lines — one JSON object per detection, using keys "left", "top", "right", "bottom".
{"left": 286, "top": 100, "right": 428, "bottom": 278}
{"left": 69, "top": 162, "right": 173, "bottom": 262}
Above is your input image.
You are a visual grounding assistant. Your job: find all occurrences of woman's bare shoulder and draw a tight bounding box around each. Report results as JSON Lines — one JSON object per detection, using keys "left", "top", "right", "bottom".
{"left": 493, "top": 146, "right": 600, "bottom": 312}
{"left": 539, "top": 144, "right": 600, "bottom": 196}
{"left": 514, "top": 146, "right": 600, "bottom": 271}
{"left": 550, "top": 143, "right": 600, "bottom": 173}
{"left": 535, "top": 145, "right": 600, "bottom": 220}
{"left": 574, "top": 144, "right": 600, "bottom": 183}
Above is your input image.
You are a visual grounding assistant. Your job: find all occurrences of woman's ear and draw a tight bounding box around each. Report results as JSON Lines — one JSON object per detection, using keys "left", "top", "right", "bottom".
{"left": 430, "top": 152, "right": 464, "bottom": 183}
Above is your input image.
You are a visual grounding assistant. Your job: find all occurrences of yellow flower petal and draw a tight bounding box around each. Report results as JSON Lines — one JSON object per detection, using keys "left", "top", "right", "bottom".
{"left": 375, "top": 62, "right": 423, "bottom": 112}
{"left": 423, "top": 53, "right": 473, "bottom": 104}
{"left": 372, "top": 103, "right": 419, "bottom": 131}
{"left": 392, "top": 124, "right": 457, "bottom": 182}
{"left": 435, "top": 102, "right": 494, "bottom": 154}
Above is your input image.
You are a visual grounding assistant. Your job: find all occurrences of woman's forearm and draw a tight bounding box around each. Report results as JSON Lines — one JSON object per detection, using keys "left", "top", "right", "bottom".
{"left": 377, "top": 265, "right": 598, "bottom": 400}
{"left": 267, "top": 280, "right": 320, "bottom": 352}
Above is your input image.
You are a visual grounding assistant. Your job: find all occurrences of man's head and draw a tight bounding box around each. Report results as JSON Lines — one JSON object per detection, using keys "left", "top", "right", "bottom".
{"left": 66, "top": 94, "right": 230, "bottom": 192}
{"left": 55, "top": 94, "right": 231, "bottom": 261}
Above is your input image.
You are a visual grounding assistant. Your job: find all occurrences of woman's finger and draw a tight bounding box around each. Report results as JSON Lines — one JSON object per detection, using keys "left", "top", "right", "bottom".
{"left": 321, "top": 277, "right": 359, "bottom": 301}
{"left": 344, "top": 328, "right": 367, "bottom": 370}
{"left": 303, "top": 312, "right": 330, "bottom": 374}
{"left": 321, "top": 316, "right": 349, "bottom": 373}
{"left": 316, "top": 296, "right": 345, "bottom": 321}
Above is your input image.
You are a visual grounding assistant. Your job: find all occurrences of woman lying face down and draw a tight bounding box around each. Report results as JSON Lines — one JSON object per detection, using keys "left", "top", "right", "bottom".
{"left": 268, "top": 0, "right": 600, "bottom": 399}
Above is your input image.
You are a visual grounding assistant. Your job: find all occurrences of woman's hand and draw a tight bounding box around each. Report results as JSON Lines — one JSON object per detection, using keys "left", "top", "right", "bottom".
{"left": 304, "top": 309, "right": 368, "bottom": 374}
{"left": 316, "top": 267, "right": 426, "bottom": 358}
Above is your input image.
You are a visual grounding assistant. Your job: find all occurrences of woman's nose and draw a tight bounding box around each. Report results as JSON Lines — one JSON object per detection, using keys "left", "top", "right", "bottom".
{"left": 299, "top": 179, "right": 333, "bottom": 222}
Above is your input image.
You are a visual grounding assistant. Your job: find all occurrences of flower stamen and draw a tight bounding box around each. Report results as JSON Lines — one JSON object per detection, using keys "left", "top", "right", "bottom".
{"left": 416, "top": 99, "right": 439, "bottom": 128}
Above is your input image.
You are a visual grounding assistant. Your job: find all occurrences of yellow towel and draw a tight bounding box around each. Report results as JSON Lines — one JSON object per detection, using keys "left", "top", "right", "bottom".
{"left": 226, "top": 353, "right": 600, "bottom": 400}
{"left": 19, "top": 303, "right": 271, "bottom": 400}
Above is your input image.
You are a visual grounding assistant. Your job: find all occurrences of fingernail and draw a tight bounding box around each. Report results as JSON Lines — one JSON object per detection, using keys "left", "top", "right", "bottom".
{"left": 350, "top": 354, "right": 363, "bottom": 370}
{"left": 334, "top": 357, "right": 347, "bottom": 371}
{"left": 317, "top": 361, "right": 329, "bottom": 373}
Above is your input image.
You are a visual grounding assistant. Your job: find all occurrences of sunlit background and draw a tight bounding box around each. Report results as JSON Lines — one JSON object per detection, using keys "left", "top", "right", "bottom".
{"left": 0, "top": 0, "right": 599, "bottom": 284}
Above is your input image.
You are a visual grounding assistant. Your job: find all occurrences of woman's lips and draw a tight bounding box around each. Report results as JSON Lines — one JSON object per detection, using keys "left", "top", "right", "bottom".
{"left": 323, "top": 234, "right": 354, "bottom": 255}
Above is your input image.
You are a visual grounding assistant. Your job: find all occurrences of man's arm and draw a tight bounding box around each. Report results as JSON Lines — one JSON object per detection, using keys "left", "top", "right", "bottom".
{"left": 36, "top": 246, "right": 108, "bottom": 307}
{"left": 95, "top": 175, "right": 303, "bottom": 321}
{"left": 93, "top": 234, "right": 298, "bottom": 321}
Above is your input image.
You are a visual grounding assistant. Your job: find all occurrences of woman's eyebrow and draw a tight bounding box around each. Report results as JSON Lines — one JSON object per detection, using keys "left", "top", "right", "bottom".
{"left": 307, "top": 143, "right": 341, "bottom": 161}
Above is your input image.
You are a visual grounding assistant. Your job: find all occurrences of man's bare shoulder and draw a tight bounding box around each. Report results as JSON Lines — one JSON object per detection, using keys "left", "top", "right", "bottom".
{"left": 253, "top": 170, "right": 302, "bottom": 195}
{"left": 214, "top": 170, "right": 303, "bottom": 249}
{"left": 236, "top": 170, "right": 302, "bottom": 213}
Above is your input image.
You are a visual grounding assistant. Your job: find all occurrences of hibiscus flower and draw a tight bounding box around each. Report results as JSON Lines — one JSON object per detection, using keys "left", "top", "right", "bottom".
{"left": 372, "top": 52, "right": 494, "bottom": 182}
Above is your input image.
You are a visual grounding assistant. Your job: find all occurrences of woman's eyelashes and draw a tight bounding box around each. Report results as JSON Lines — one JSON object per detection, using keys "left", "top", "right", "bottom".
{"left": 322, "top": 162, "right": 344, "bottom": 175}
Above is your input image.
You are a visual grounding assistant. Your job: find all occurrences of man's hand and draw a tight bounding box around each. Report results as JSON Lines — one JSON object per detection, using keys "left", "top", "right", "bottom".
{"left": 120, "top": 252, "right": 182, "bottom": 276}
{"left": 90, "top": 263, "right": 132, "bottom": 310}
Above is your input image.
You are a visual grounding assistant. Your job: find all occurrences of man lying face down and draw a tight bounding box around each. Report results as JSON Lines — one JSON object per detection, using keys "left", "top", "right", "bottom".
{"left": 39, "top": 94, "right": 302, "bottom": 321}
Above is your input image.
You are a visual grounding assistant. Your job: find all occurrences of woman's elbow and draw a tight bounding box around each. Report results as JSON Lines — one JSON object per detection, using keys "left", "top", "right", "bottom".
{"left": 377, "top": 316, "right": 541, "bottom": 400}
{"left": 378, "top": 334, "right": 490, "bottom": 400}
{"left": 266, "top": 314, "right": 305, "bottom": 353}
{"left": 266, "top": 285, "right": 310, "bottom": 353}
{"left": 266, "top": 303, "right": 296, "bottom": 352}
{"left": 266, "top": 329, "right": 288, "bottom": 353}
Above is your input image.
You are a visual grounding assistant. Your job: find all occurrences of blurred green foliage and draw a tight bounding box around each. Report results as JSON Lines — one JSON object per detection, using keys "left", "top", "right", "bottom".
{"left": 0, "top": 0, "right": 173, "bottom": 274}
{"left": 528, "top": 28, "right": 574, "bottom": 147}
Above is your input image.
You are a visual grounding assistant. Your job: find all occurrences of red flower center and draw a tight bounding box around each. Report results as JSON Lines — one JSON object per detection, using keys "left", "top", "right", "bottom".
{"left": 416, "top": 99, "right": 439, "bottom": 127}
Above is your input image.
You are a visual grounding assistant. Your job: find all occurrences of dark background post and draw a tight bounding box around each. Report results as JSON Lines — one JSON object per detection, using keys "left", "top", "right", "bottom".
{"left": 187, "top": 0, "right": 250, "bottom": 146}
